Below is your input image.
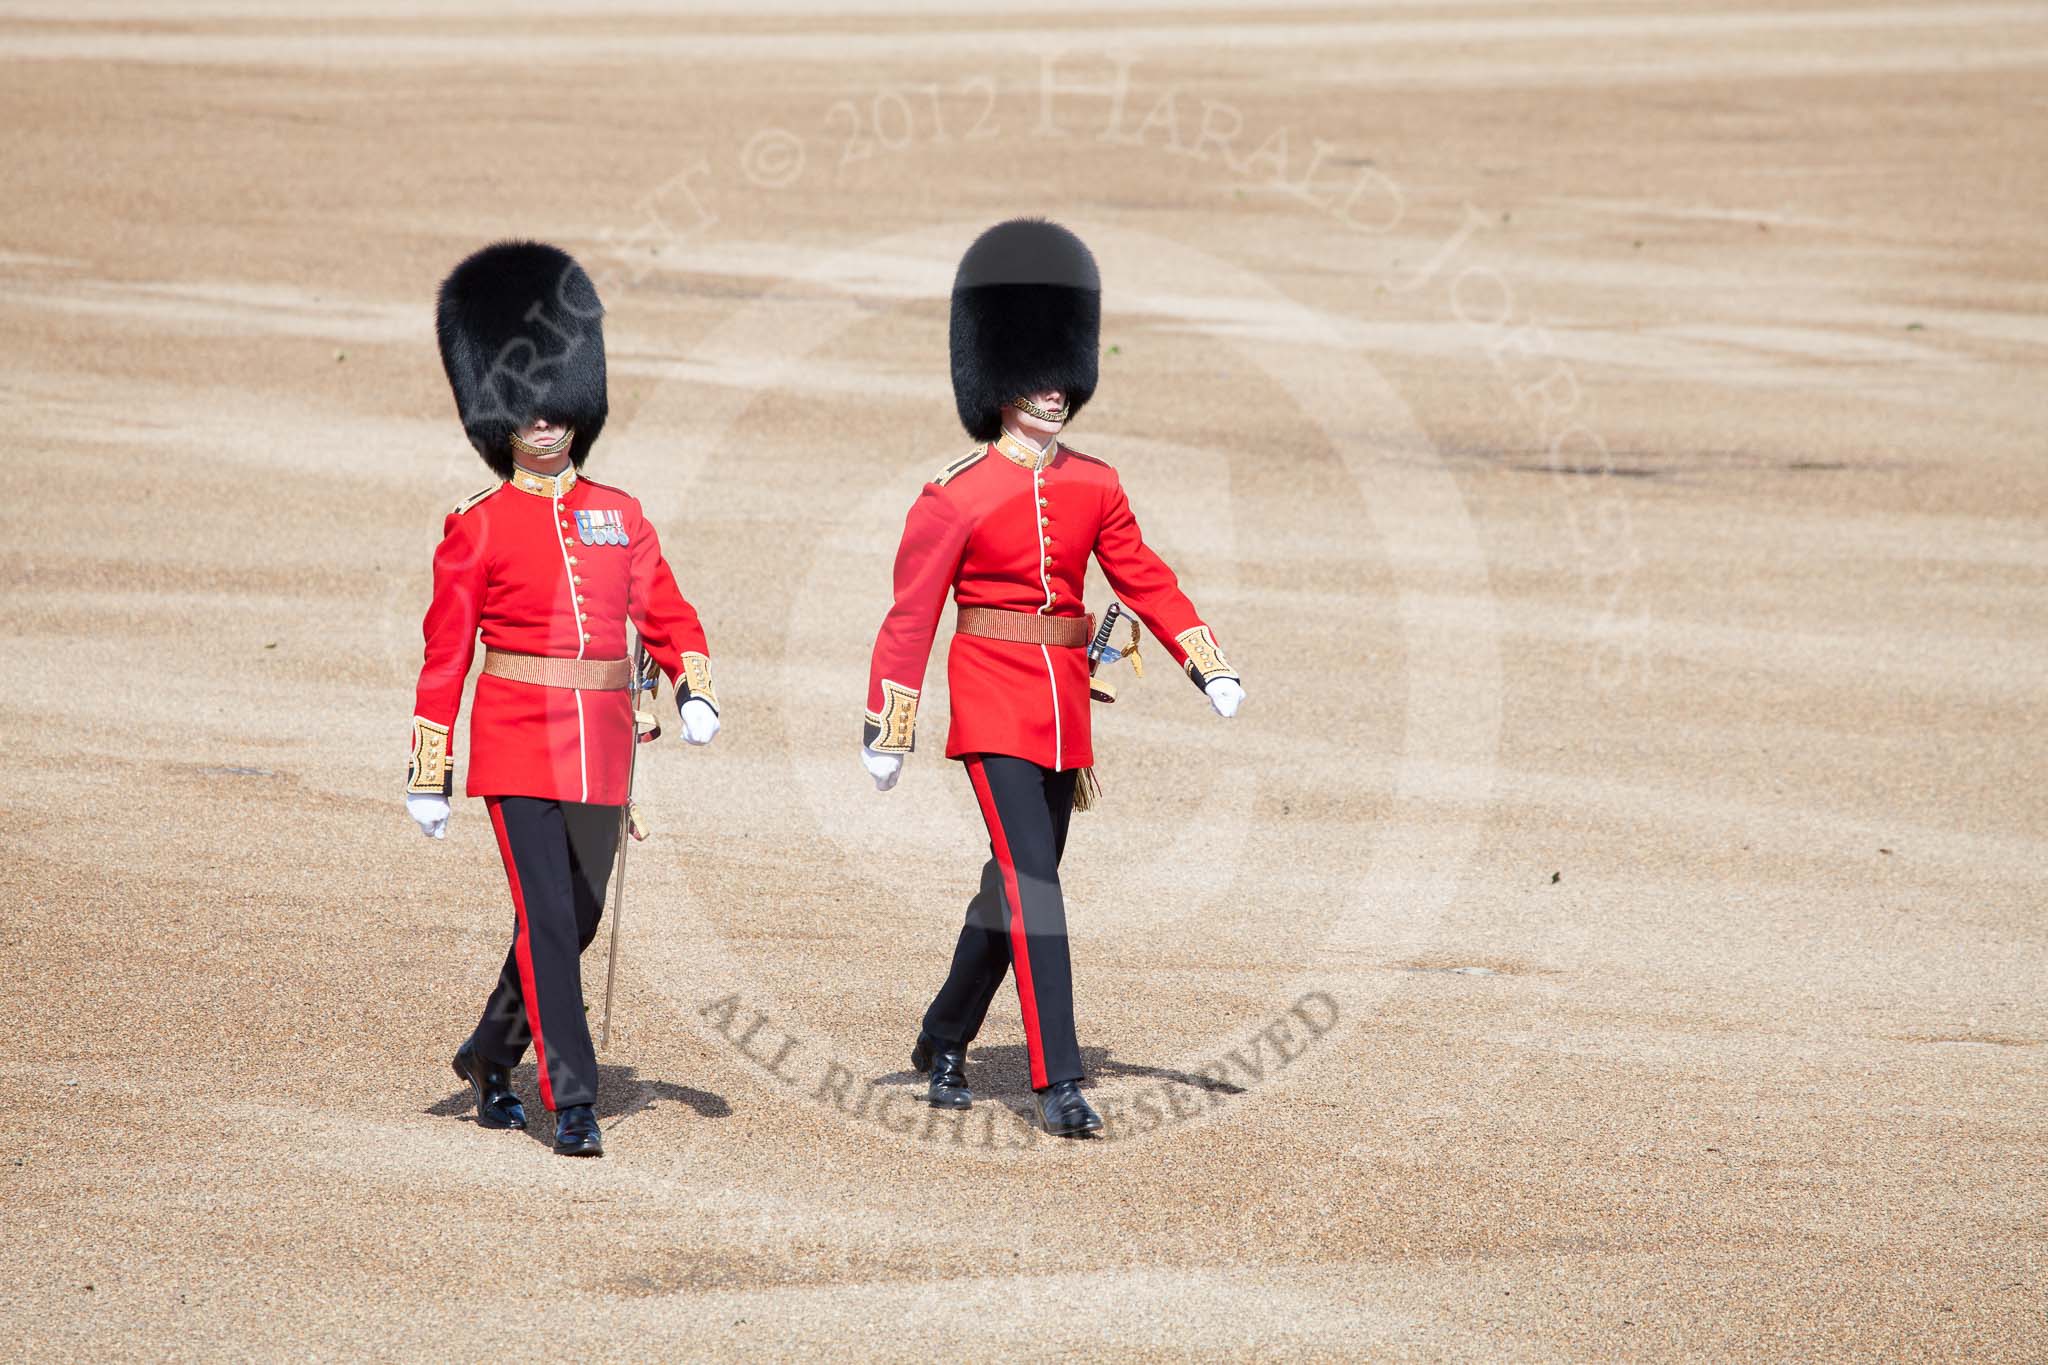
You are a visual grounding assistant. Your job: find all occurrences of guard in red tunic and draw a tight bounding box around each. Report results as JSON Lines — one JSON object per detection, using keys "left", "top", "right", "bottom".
{"left": 861, "top": 219, "right": 1246, "bottom": 1137}
{"left": 407, "top": 241, "right": 722, "bottom": 1157}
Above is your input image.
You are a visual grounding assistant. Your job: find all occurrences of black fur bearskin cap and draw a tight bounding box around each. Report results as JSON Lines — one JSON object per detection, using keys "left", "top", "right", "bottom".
{"left": 436, "top": 240, "right": 607, "bottom": 477}
{"left": 949, "top": 219, "right": 1101, "bottom": 443}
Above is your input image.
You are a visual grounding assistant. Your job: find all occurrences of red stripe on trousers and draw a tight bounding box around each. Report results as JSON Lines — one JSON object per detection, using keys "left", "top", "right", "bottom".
{"left": 966, "top": 756, "right": 1048, "bottom": 1090}
{"left": 486, "top": 797, "right": 556, "bottom": 1112}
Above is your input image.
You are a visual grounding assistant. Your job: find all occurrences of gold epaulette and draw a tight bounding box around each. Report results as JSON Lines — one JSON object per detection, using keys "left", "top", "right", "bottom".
{"left": 933, "top": 446, "right": 988, "bottom": 487}
{"left": 450, "top": 484, "right": 499, "bottom": 516}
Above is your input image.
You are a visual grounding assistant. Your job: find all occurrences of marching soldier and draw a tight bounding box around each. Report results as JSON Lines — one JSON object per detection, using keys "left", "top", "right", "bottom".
{"left": 407, "top": 241, "right": 722, "bottom": 1157}
{"left": 861, "top": 219, "right": 1246, "bottom": 1137}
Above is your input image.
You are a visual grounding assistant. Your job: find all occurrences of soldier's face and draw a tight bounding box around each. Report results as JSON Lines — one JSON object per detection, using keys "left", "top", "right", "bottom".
{"left": 1012, "top": 389, "right": 1067, "bottom": 440}
{"left": 518, "top": 418, "right": 571, "bottom": 452}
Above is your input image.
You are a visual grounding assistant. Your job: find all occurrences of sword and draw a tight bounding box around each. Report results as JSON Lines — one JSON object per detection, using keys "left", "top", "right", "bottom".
{"left": 600, "top": 639, "right": 660, "bottom": 1050}
{"left": 1088, "top": 602, "right": 1125, "bottom": 703}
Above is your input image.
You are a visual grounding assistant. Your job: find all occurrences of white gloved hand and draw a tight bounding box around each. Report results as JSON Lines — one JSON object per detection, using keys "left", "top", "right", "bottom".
{"left": 679, "top": 697, "right": 720, "bottom": 746}
{"left": 1205, "top": 677, "right": 1246, "bottom": 718}
{"left": 861, "top": 744, "right": 903, "bottom": 792}
{"left": 408, "top": 793, "right": 450, "bottom": 839}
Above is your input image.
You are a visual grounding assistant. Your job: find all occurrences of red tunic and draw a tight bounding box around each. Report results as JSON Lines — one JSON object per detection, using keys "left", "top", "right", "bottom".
{"left": 864, "top": 429, "right": 1237, "bottom": 771}
{"left": 408, "top": 464, "right": 714, "bottom": 806}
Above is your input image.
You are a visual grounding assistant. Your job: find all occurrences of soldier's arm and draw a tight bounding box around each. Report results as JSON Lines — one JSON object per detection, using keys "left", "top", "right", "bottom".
{"left": 625, "top": 500, "right": 717, "bottom": 716}
{"left": 864, "top": 483, "right": 970, "bottom": 755}
{"left": 1091, "top": 471, "right": 1240, "bottom": 693}
{"left": 409, "top": 509, "right": 487, "bottom": 796}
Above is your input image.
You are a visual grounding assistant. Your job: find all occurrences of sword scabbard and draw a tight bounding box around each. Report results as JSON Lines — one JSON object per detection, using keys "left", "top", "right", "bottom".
{"left": 601, "top": 641, "right": 657, "bottom": 1050}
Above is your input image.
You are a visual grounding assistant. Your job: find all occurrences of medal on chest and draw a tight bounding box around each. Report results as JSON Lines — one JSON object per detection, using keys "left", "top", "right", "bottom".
{"left": 573, "top": 509, "right": 630, "bottom": 547}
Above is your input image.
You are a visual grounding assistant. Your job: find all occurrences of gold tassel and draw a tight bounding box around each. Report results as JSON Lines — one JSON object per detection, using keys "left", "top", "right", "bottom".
{"left": 1073, "top": 766, "right": 1102, "bottom": 813}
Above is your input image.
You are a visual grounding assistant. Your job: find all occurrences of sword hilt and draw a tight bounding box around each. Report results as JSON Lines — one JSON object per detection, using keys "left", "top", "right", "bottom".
{"left": 1088, "top": 603, "right": 1124, "bottom": 668}
{"left": 632, "top": 643, "right": 662, "bottom": 741}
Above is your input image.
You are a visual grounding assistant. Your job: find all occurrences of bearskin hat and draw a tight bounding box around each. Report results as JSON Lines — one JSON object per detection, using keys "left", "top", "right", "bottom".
{"left": 949, "top": 218, "right": 1101, "bottom": 443}
{"left": 436, "top": 240, "right": 607, "bottom": 477}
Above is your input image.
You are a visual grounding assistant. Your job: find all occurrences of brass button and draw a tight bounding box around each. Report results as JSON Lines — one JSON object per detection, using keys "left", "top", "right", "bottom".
{"left": 567, "top": 557, "right": 578, "bottom": 565}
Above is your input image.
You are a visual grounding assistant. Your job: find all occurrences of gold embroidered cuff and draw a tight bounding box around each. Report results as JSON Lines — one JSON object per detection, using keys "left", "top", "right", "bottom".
{"left": 1176, "top": 625, "right": 1239, "bottom": 690}
{"left": 679, "top": 651, "right": 719, "bottom": 714}
{"left": 863, "top": 680, "right": 919, "bottom": 754}
{"left": 407, "top": 716, "right": 452, "bottom": 796}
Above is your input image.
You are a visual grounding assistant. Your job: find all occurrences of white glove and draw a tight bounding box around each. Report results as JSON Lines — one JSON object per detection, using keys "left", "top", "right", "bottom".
{"left": 861, "top": 744, "right": 903, "bottom": 792}
{"left": 408, "top": 793, "right": 450, "bottom": 839}
{"left": 680, "top": 697, "right": 720, "bottom": 746}
{"left": 1205, "top": 677, "right": 1245, "bottom": 718}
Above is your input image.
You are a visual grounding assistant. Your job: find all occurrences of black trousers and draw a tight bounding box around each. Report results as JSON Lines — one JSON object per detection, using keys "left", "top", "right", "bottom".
{"left": 922, "top": 754, "right": 1082, "bottom": 1089}
{"left": 477, "top": 796, "right": 620, "bottom": 1111}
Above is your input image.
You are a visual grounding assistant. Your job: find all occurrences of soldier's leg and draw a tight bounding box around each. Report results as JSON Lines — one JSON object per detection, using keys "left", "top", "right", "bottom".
{"left": 563, "top": 801, "right": 623, "bottom": 953}
{"left": 921, "top": 855, "right": 1014, "bottom": 1048}
{"left": 1046, "top": 767, "right": 1079, "bottom": 862}
{"left": 965, "top": 754, "right": 1083, "bottom": 1089}
{"left": 937, "top": 765, "right": 1081, "bottom": 1042}
{"left": 472, "top": 942, "right": 532, "bottom": 1069}
{"left": 484, "top": 796, "right": 600, "bottom": 1112}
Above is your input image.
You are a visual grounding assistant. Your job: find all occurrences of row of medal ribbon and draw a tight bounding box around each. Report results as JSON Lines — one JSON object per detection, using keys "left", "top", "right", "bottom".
{"left": 575, "top": 509, "right": 630, "bottom": 547}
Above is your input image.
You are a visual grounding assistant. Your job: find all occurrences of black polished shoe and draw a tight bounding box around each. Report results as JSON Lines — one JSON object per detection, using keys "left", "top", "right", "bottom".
{"left": 451, "top": 1037, "right": 526, "bottom": 1131}
{"left": 1032, "top": 1080, "right": 1103, "bottom": 1138}
{"left": 553, "top": 1104, "right": 604, "bottom": 1157}
{"left": 911, "top": 1032, "right": 972, "bottom": 1110}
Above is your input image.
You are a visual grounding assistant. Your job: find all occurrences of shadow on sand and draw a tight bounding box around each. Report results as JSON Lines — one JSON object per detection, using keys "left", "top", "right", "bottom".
{"left": 428, "top": 1061, "right": 732, "bottom": 1148}
{"left": 872, "top": 1043, "right": 1250, "bottom": 1132}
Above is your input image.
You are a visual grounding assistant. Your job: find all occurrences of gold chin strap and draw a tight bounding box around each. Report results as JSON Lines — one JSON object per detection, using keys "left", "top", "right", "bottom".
{"left": 1006, "top": 396, "right": 1069, "bottom": 425}
{"left": 510, "top": 427, "right": 575, "bottom": 458}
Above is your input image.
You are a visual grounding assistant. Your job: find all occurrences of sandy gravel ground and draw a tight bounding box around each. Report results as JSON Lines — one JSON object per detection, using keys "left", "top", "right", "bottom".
{"left": 3, "top": 1, "right": 2044, "bottom": 1358}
